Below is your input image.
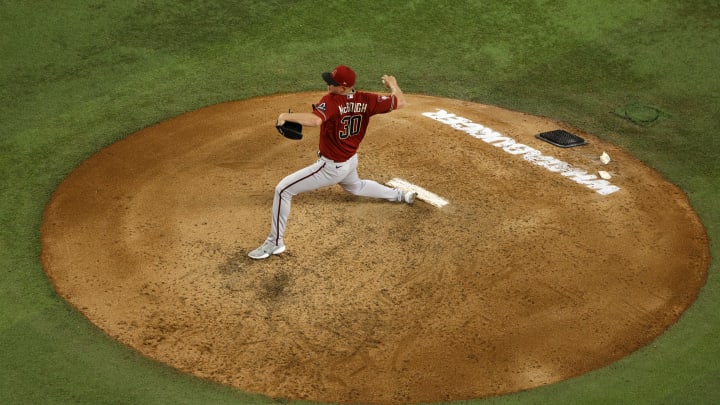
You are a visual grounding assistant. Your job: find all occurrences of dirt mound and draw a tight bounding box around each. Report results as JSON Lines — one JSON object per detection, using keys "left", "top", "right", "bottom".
{"left": 42, "top": 94, "right": 709, "bottom": 404}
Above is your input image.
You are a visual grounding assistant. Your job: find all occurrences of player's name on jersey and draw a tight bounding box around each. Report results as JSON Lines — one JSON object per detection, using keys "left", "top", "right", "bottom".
{"left": 339, "top": 102, "right": 368, "bottom": 114}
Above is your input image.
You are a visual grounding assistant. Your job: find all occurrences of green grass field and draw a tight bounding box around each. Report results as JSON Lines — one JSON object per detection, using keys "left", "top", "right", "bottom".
{"left": 2, "top": 1, "right": 718, "bottom": 404}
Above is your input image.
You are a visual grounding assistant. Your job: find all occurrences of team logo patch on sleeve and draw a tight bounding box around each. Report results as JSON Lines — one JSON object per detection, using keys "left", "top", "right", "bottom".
{"left": 378, "top": 95, "right": 389, "bottom": 101}
{"left": 315, "top": 102, "right": 327, "bottom": 112}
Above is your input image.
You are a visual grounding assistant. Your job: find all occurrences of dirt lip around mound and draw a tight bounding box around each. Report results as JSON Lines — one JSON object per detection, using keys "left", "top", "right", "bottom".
{"left": 41, "top": 93, "right": 709, "bottom": 404}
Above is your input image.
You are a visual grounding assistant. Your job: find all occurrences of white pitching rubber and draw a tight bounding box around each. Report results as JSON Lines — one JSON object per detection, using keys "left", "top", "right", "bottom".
{"left": 387, "top": 178, "right": 449, "bottom": 208}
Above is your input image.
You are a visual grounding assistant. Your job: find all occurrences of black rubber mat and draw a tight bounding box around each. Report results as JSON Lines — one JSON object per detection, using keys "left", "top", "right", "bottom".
{"left": 536, "top": 129, "right": 587, "bottom": 148}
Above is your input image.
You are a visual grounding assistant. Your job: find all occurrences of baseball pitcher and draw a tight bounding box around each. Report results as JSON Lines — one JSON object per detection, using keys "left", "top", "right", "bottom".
{"left": 249, "top": 65, "right": 416, "bottom": 260}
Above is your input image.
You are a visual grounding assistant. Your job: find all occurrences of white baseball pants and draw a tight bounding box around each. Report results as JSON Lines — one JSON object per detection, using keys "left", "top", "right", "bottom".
{"left": 265, "top": 153, "right": 403, "bottom": 247}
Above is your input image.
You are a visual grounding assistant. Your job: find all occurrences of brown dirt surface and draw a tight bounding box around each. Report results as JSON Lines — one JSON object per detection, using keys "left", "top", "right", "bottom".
{"left": 41, "top": 93, "right": 709, "bottom": 404}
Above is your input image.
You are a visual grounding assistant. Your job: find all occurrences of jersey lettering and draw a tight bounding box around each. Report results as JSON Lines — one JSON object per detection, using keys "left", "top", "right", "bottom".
{"left": 339, "top": 115, "right": 364, "bottom": 139}
{"left": 312, "top": 91, "right": 395, "bottom": 161}
{"left": 338, "top": 102, "right": 368, "bottom": 114}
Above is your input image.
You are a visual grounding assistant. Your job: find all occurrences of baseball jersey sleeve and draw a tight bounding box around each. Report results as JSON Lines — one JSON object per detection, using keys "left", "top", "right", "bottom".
{"left": 311, "top": 95, "right": 336, "bottom": 122}
{"left": 367, "top": 94, "right": 397, "bottom": 115}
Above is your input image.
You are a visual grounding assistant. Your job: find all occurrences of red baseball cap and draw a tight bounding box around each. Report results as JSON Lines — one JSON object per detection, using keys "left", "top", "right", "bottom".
{"left": 322, "top": 65, "right": 356, "bottom": 87}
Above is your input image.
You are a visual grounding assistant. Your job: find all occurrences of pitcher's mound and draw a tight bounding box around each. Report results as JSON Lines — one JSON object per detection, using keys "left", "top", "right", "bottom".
{"left": 42, "top": 93, "right": 708, "bottom": 404}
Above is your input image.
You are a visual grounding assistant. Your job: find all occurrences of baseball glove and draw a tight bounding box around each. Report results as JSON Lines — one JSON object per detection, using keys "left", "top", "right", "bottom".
{"left": 276, "top": 121, "right": 303, "bottom": 140}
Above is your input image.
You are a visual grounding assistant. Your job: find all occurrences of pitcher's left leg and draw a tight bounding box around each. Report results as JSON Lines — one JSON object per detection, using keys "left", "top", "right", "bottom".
{"left": 249, "top": 160, "right": 336, "bottom": 260}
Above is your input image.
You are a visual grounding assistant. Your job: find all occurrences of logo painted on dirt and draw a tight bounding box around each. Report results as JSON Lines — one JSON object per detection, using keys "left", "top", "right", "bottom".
{"left": 423, "top": 109, "right": 621, "bottom": 196}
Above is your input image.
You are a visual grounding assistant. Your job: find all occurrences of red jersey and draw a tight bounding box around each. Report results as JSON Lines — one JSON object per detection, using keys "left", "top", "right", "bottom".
{"left": 311, "top": 91, "right": 397, "bottom": 162}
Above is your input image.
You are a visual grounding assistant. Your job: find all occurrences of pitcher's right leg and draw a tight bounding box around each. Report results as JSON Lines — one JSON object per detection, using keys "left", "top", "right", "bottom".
{"left": 339, "top": 155, "right": 416, "bottom": 203}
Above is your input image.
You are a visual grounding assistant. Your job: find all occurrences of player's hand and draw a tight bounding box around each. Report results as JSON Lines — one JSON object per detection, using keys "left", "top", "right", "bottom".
{"left": 381, "top": 75, "right": 398, "bottom": 89}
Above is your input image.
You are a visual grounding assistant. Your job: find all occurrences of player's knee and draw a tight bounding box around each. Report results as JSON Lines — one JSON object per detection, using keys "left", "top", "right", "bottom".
{"left": 275, "top": 184, "right": 294, "bottom": 199}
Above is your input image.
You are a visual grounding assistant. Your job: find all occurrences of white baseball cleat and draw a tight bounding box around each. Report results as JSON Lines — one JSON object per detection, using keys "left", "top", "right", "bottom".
{"left": 248, "top": 241, "right": 286, "bottom": 260}
{"left": 403, "top": 190, "right": 417, "bottom": 204}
